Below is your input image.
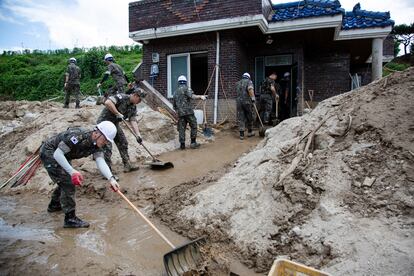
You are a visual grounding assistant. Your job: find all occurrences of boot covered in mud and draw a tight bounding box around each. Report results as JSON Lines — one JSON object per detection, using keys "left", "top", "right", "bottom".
{"left": 239, "top": 131, "right": 245, "bottom": 140}
{"left": 123, "top": 161, "right": 139, "bottom": 173}
{"left": 247, "top": 129, "right": 255, "bottom": 137}
{"left": 64, "top": 211, "right": 89, "bottom": 228}
{"left": 190, "top": 138, "right": 200, "bottom": 149}
{"left": 47, "top": 201, "right": 62, "bottom": 213}
{"left": 180, "top": 143, "right": 185, "bottom": 150}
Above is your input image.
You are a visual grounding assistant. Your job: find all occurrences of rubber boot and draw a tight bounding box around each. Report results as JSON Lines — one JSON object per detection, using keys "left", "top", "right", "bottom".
{"left": 75, "top": 100, "right": 80, "bottom": 109}
{"left": 180, "top": 143, "right": 185, "bottom": 150}
{"left": 239, "top": 131, "right": 245, "bottom": 140}
{"left": 247, "top": 129, "right": 255, "bottom": 137}
{"left": 47, "top": 201, "right": 62, "bottom": 213}
{"left": 123, "top": 161, "right": 139, "bottom": 173}
{"left": 190, "top": 138, "right": 200, "bottom": 149}
{"left": 64, "top": 211, "right": 89, "bottom": 228}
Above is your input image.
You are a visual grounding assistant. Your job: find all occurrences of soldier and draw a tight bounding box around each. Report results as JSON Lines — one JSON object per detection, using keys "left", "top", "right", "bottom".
{"left": 173, "top": 75, "right": 206, "bottom": 150}
{"left": 97, "top": 87, "right": 144, "bottom": 173}
{"left": 260, "top": 72, "right": 279, "bottom": 125}
{"left": 280, "top": 72, "right": 291, "bottom": 120}
{"left": 97, "top": 53, "right": 129, "bottom": 96}
{"left": 236, "top": 72, "right": 256, "bottom": 140}
{"left": 64, "top": 57, "right": 81, "bottom": 108}
{"left": 40, "top": 121, "right": 119, "bottom": 228}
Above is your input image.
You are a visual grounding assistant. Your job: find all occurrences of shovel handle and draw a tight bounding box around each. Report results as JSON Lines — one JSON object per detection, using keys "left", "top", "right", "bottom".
{"left": 122, "top": 119, "right": 157, "bottom": 161}
{"left": 117, "top": 190, "right": 175, "bottom": 249}
{"left": 253, "top": 104, "right": 265, "bottom": 128}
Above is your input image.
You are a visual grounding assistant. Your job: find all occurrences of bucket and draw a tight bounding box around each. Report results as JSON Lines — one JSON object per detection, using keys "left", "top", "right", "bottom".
{"left": 194, "top": 109, "right": 204, "bottom": 125}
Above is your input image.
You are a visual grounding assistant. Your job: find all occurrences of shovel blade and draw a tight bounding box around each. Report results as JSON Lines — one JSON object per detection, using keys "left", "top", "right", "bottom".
{"left": 144, "top": 160, "right": 174, "bottom": 170}
{"left": 259, "top": 127, "right": 266, "bottom": 137}
{"left": 164, "top": 237, "right": 206, "bottom": 276}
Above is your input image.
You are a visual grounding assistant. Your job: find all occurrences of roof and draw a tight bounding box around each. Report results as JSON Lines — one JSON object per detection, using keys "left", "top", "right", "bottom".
{"left": 271, "top": 0, "right": 344, "bottom": 22}
{"left": 271, "top": 1, "right": 394, "bottom": 30}
{"left": 342, "top": 3, "right": 394, "bottom": 30}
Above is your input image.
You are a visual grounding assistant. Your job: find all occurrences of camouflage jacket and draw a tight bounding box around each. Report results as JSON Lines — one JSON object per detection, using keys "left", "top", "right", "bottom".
{"left": 236, "top": 78, "right": 254, "bottom": 104}
{"left": 41, "top": 127, "right": 102, "bottom": 164}
{"left": 107, "top": 63, "right": 127, "bottom": 86}
{"left": 66, "top": 63, "right": 81, "bottom": 85}
{"left": 173, "top": 84, "right": 194, "bottom": 117}
{"left": 97, "top": 93, "right": 137, "bottom": 124}
{"left": 260, "top": 77, "right": 277, "bottom": 95}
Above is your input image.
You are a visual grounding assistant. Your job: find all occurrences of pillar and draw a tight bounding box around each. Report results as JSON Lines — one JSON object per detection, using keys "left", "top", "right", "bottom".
{"left": 372, "top": 38, "right": 383, "bottom": 81}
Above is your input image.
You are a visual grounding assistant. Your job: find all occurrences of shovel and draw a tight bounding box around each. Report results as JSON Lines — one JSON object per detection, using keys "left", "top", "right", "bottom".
{"left": 274, "top": 97, "right": 280, "bottom": 126}
{"left": 116, "top": 190, "right": 206, "bottom": 275}
{"left": 202, "top": 101, "right": 213, "bottom": 137}
{"left": 253, "top": 103, "right": 266, "bottom": 137}
{"left": 122, "top": 119, "right": 174, "bottom": 170}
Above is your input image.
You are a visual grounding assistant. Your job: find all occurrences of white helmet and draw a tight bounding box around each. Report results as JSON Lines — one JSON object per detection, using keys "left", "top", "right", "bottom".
{"left": 284, "top": 72, "right": 290, "bottom": 78}
{"left": 177, "top": 75, "right": 187, "bottom": 82}
{"left": 96, "top": 121, "right": 117, "bottom": 143}
{"left": 242, "top": 72, "right": 250, "bottom": 79}
{"left": 69, "top": 57, "right": 76, "bottom": 63}
{"left": 104, "top": 53, "right": 114, "bottom": 61}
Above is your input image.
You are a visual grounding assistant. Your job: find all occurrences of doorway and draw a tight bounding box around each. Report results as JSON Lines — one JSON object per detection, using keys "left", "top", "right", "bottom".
{"left": 190, "top": 53, "right": 208, "bottom": 95}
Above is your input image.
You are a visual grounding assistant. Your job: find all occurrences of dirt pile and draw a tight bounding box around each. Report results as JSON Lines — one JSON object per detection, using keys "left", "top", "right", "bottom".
{"left": 155, "top": 68, "right": 414, "bottom": 275}
{"left": 0, "top": 101, "right": 179, "bottom": 192}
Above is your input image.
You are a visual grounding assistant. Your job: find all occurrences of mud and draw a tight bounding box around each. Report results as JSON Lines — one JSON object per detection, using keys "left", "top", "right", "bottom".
{"left": 0, "top": 130, "right": 261, "bottom": 275}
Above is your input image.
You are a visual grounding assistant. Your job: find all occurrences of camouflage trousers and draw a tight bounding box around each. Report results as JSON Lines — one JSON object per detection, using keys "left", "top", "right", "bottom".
{"left": 102, "top": 123, "right": 130, "bottom": 168}
{"left": 237, "top": 101, "right": 253, "bottom": 132}
{"left": 260, "top": 94, "right": 273, "bottom": 124}
{"left": 108, "top": 83, "right": 125, "bottom": 96}
{"left": 40, "top": 151, "right": 76, "bottom": 214}
{"left": 177, "top": 114, "right": 197, "bottom": 144}
{"left": 64, "top": 83, "right": 80, "bottom": 107}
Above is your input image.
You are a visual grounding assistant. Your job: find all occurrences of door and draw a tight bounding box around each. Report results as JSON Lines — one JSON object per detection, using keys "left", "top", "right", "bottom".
{"left": 168, "top": 54, "right": 190, "bottom": 98}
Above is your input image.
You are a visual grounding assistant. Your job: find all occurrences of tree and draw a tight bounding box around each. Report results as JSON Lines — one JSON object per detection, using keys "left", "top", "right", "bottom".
{"left": 392, "top": 23, "right": 414, "bottom": 55}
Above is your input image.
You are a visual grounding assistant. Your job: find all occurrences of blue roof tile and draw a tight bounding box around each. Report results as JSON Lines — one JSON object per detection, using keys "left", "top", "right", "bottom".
{"left": 271, "top": 0, "right": 344, "bottom": 22}
{"left": 342, "top": 3, "right": 394, "bottom": 30}
{"left": 270, "top": 1, "right": 394, "bottom": 30}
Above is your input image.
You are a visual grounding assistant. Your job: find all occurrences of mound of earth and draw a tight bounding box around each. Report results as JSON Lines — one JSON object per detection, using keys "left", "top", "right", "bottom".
{"left": 0, "top": 101, "right": 180, "bottom": 192}
{"left": 155, "top": 68, "right": 414, "bottom": 275}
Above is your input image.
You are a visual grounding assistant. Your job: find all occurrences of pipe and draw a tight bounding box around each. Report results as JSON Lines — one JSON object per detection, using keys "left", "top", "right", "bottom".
{"left": 213, "top": 31, "right": 220, "bottom": 124}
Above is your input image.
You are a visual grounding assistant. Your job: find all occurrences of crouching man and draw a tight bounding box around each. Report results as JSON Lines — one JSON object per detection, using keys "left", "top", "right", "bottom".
{"left": 40, "top": 121, "right": 120, "bottom": 228}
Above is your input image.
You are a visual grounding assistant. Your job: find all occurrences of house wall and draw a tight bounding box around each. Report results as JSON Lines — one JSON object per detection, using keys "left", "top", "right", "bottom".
{"left": 304, "top": 52, "right": 351, "bottom": 102}
{"left": 129, "top": 0, "right": 264, "bottom": 33}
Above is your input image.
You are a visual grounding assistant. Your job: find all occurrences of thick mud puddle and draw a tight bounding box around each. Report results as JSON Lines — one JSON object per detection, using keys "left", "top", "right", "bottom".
{"left": 0, "top": 131, "right": 262, "bottom": 275}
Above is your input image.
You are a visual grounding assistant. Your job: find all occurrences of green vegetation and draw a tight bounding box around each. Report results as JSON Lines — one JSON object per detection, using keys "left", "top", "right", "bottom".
{"left": 0, "top": 45, "right": 142, "bottom": 101}
{"left": 383, "top": 60, "right": 411, "bottom": 77}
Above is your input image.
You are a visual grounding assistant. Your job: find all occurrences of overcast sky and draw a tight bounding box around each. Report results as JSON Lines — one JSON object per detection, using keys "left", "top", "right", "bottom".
{"left": 0, "top": 0, "right": 412, "bottom": 52}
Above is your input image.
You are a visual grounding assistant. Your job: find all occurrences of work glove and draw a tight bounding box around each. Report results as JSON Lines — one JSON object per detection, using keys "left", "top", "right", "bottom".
{"left": 97, "top": 83, "right": 102, "bottom": 88}
{"left": 109, "top": 176, "right": 120, "bottom": 192}
{"left": 136, "top": 136, "right": 142, "bottom": 144}
{"left": 116, "top": 113, "right": 124, "bottom": 122}
{"left": 64, "top": 82, "right": 67, "bottom": 88}
{"left": 251, "top": 96, "right": 256, "bottom": 103}
{"left": 71, "top": 171, "right": 84, "bottom": 186}
{"left": 200, "top": 95, "right": 207, "bottom": 101}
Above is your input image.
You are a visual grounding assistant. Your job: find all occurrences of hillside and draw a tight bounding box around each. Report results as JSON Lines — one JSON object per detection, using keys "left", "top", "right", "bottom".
{"left": 0, "top": 46, "right": 142, "bottom": 101}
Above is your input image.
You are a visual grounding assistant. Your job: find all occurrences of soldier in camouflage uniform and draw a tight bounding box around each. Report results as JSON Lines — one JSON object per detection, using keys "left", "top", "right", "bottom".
{"left": 97, "top": 53, "right": 129, "bottom": 96}
{"left": 97, "top": 88, "right": 145, "bottom": 173}
{"left": 173, "top": 75, "right": 207, "bottom": 150}
{"left": 236, "top": 73, "right": 256, "bottom": 140}
{"left": 259, "top": 72, "right": 279, "bottom": 125}
{"left": 40, "top": 121, "right": 119, "bottom": 228}
{"left": 64, "top": 57, "right": 81, "bottom": 108}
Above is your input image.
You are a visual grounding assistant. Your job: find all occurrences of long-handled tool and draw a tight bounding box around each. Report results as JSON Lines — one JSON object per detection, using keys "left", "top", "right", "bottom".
{"left": 122, "top": 119, "right": 173, "bottom": 170}
{"left": 253, "top": 103, "right": 266, "bottom": 137}
{"left": 202, "top": 101, "right": 213, "bottom": 137}
{"left": 274, "top": 96, "right": 280, "bottom": 126}
{"left": 117, "top": 189, "right": 206, "bottom": 275}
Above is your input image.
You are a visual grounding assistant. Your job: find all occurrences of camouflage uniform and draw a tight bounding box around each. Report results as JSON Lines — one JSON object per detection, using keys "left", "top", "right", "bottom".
{"left": 236, "top": 78, "right": 254, "bottom": 132}
{"left": 97, "top": 93, "right": 137, "bottom": 168}
{"left": 40, "top": 127, "right": 103, "bottom": 214}
{"left": 106, "top": 63, "right": 127, "bottom": 95}
{"left": 173, "top": 84, "right": 197, "bottom": 144}
{"left": 260, "top": 77, "right": 278, "bottom": 124}
{"left": 64, "top": 63, "right": 81, "bottom": 108}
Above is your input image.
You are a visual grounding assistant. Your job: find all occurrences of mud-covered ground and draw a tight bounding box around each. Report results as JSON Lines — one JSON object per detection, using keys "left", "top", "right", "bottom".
{"left": 155, "top": 68, "right": 414, "bottom": 275}
{"left": 0, "top": 130, "right": 262, "bottom": 276}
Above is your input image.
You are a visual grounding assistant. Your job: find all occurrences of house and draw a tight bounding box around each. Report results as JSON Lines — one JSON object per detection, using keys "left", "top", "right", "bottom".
{"left": 129, "top": 0, "right": 394, "bottom": 123}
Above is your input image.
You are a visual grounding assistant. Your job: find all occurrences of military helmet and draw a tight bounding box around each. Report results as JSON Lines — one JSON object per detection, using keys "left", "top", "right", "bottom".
{"left": 242, "top": 72, "right": 250, "bottom": 79}
{"left": 132, "top": 88, "right": 146, "bottom": 98}
{"left": 178, "top": 75, "right": 187, "bottom": 84}
{"left": 69, "top": 57, "right": 77, "bottom": 63}
{"left": 284, "top": 72, "right": 290, "bottom": 78}
{"left": 96, "top": 121, "right": 117, "bottom": 143}
{"left": 104, "top": 53, "right": 114, "bottom": 61}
